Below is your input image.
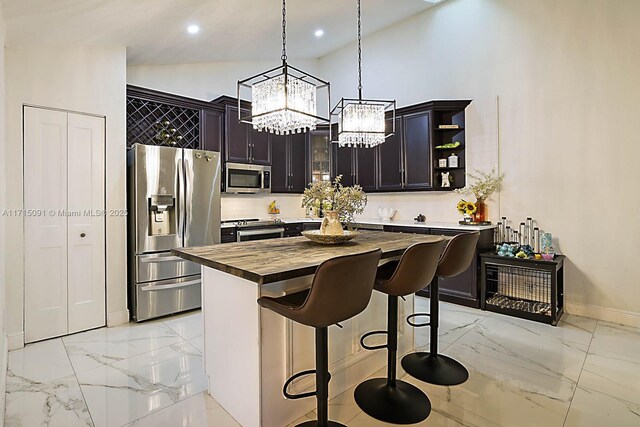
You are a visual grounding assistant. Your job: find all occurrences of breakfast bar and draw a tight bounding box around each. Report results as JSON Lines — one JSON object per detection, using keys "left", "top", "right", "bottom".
{"left": 174, "top": 231, "right": 444, "bottom": 427}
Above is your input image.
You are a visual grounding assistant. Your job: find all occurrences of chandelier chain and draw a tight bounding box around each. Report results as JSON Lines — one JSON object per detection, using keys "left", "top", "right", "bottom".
{"left": 357, "top": 0, "right": 363, "bottom": 99}
{"left": 281, "top": 0, "right": 287, "bottom": 61}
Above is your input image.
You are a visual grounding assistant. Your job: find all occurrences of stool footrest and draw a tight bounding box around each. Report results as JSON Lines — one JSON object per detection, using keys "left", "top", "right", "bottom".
{"left": 360, "top": 330, "right": 388, "bottom": 351}
{"left": 406, "top": 312, "right": 431, "bottom": 328}
{"left": 283, "top": 369, "right": 332, "bottom": 400}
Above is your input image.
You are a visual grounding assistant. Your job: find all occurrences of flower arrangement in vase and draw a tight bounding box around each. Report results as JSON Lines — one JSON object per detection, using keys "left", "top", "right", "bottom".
{"left": 457, "top": 200, "right": 477, "bottom": 222}
{"left": 301, "top": 175, "right": 367, "bottom": 236}
{"left": 455, "top": 167, "right": 504, "bottom": 223}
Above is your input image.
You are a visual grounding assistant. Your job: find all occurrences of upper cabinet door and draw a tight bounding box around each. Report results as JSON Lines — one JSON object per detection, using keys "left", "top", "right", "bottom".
{"left": 224, "top": 105, "right": 250, "bottom": 163}
{"left": 403, "top": 111, "right": 432, "bottom": 189}
{"left": 355, "top": 146, "right": 377, "bottom": 191}
{"left": 24, "top": 107, "right": 69, "bottom": 343}
{"left": 333, "top": 145, "right": 355, "bottom": 187}
{"left": 250, "top": 129, "right": 271, "bottom": 165}
{"left": 289, "top": 132, "right": 308, "bottom": 193}
{"left": 270, "top": 134, "right": 289, "bottom": 192}
{"left": 378, "top": 117, "right": 404, "bottom": 191}
{"left": 66, "top": 113, "right": 106, "bottom": 335}
{"left": 201, "top": 109, "right": 223, "bottom": 152}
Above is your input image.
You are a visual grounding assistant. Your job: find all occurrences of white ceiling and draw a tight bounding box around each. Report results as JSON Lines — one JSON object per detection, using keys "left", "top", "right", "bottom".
{"left": 1, "top": 0, "right": 444, "bottom": 65}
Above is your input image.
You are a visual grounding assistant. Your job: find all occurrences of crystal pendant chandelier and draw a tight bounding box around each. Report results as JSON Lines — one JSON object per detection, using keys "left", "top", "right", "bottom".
{"left": 331, "top": 0, "right": 396, "bottom": 148}
{"left": 237, "top": 0, "right": 330, "bottom": 135}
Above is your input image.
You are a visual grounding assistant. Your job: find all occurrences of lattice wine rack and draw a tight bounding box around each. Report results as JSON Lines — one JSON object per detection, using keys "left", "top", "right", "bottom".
{"left": 127, "top": 97, "right": 200, "bottom": 148}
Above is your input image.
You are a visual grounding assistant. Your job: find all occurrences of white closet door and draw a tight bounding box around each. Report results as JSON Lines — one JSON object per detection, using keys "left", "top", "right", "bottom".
{"left": 24, "top": 107, "right": 69, "bottom": 343}
{"left": 67, "top": 113, "right": 106, "bottom": 334}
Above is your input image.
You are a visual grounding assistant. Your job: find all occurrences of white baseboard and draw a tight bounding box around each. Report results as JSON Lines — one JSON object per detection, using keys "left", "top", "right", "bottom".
{"left": 566, "top": 303, "right": 640, "bottom": 328}
{"left": 1, "top": 334, "right": 8, "bottom": 427}
{"left": 107, "top": 309, "right": 130, "bottom": 327}
{"left": 7, "top": 332, "right": 24, "bottom": 351}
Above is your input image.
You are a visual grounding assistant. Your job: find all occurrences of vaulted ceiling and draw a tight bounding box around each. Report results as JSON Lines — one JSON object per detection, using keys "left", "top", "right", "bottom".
{"left": 1, "top": 0, "right": 445, "bottom": 65}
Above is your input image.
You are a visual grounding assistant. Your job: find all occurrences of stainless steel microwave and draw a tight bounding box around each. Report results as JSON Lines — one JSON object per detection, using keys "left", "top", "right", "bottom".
{"left": 225, "top": 162, "right": 271, "bottom": 194}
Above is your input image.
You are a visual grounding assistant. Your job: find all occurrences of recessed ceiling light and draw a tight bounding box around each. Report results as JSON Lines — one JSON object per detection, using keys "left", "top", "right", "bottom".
{"left": 187, "top": 24, "right": 200, "bottom": 34}
{"left": 314, "top": 29, "right": 324, "bottom": 38}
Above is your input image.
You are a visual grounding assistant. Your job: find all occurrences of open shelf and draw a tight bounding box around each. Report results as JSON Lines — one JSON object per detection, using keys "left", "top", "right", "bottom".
{"left": 434, "top": 166, "right": 465, "bottom": 171}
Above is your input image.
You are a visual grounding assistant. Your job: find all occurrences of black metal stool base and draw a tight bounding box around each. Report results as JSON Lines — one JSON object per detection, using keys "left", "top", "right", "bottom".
{"left": 354, "top": 378, "right": 431, "bottom": 424}
{"left": 401, "top": 353, "right": 469, "bottom": 386}
{"left": 296, "top": 421, "right": 347, "bottom": 427}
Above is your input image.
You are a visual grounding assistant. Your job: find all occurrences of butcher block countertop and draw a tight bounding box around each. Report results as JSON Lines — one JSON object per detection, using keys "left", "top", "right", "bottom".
{"left": 173, "top": 230, "right": 445, "bottom": 285}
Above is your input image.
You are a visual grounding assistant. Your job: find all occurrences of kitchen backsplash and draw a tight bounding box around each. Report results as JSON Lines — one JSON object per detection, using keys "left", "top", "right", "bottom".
{"left": 222, "top": 192, "right": 500, "bottom": 223}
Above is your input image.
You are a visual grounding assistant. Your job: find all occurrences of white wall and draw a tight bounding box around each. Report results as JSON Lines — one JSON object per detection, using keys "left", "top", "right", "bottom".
{"left": 4, "top": 47, "right": 129, "bottom": 349}
{"left": 127, "top": 59, "right": 320, "bottom": 101}
{"left": 318, "top": 0, "right": 640, "bottom": 322}
{"left": 0, "top": 4, "right": 7, "bottom": 424}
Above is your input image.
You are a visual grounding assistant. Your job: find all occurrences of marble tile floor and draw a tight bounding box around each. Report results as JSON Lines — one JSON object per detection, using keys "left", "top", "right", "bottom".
{"left": 4, "top": 299, "right": 640, "bottom": 427}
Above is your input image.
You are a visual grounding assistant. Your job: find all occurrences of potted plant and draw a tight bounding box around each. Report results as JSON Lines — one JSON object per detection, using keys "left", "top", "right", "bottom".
{"left": 455, "top": 168, "right": 504, "bottom": 222}
{"left": 301, "top": 175, "right": 367, "bottom": 236}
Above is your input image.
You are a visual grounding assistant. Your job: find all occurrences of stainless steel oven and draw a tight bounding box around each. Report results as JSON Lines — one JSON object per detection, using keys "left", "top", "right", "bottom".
{"left": 225, "top": 162, "right": 271, "bottom": 194}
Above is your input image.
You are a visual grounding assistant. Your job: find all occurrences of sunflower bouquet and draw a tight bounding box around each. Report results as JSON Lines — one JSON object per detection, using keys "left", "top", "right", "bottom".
{"left": 457, "top": 199, "right": 477, "bottom": 216}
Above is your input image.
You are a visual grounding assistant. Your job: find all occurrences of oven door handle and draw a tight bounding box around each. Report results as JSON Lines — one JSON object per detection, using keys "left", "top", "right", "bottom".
{"left": 237, "top": 228, "right": 285, "bottom": 237}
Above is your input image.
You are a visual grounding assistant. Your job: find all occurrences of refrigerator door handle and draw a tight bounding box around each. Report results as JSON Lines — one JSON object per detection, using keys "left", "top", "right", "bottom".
{"left": 177, "top": 153, "right": 185, "bottom": 243}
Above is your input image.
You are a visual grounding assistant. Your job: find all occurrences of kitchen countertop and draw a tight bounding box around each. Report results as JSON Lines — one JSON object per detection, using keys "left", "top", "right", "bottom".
{"left": 173, "top": 230, "right": 445, "bottom": 284}
{"left": 219, "top": 218, "right": 496, "bottom": 231}
{"left": 278, "top": 217, "right": 497, "bottom": 231}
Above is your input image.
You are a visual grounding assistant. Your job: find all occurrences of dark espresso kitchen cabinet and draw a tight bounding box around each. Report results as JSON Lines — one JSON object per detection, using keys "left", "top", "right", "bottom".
{"left": 419, "top": 228, "right": 495, "bottom": 308}
{"left": 271, "top": 132, "right": 307, "bottom": 193}
{"left": 331, "top": 145, "right": 376, "bottom": 191}
{"left": 223, "top": 105, "right": 271, "bottom": 165}
{"left": 332, "top": 145, "right": 355, "bottom": 187}
{"left": 200, "top": 109, "right": 223, "bottom": 152}
{"left": 378, "top": 117, "right": 404, "bottom": 191}
{"left": 403, "top": 111, "right": 432, "bottom": 190}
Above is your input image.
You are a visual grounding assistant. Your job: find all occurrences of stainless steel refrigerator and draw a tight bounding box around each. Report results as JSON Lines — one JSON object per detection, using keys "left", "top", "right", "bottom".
{"left": 127, "top": 144, "right": 221, "bottom": 322}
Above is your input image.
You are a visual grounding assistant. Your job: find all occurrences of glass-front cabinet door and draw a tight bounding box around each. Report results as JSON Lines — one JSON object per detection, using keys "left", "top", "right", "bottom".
{"left": 309, "top": 130, "right": 331, "bottom": 183}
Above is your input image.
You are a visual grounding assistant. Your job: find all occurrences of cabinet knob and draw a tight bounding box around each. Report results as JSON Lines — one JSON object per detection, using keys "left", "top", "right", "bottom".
{"left": 80, "top": 233, "right": 86, "bottom": 238}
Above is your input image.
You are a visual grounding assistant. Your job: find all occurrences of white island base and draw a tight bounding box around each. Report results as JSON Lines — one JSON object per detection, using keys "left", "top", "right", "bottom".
{"left": 201, "top": 265, "right": 415, "bottom": 427}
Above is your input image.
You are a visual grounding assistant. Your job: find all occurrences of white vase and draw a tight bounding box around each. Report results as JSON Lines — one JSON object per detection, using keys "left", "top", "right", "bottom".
{"left": 320, "top": 210, "right": 344, "bottom": 236}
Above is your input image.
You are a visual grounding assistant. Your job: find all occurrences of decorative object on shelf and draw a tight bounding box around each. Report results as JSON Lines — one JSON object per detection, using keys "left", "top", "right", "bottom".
{"left": 455, "top": 167, "right": 504, "bottom": 223}
{"left": 237, "top": 0, "right": 330, "bottom": 135}
{"left": 495, "top": 216, "right": 558, "bottom": 261}
{"left": 267, "top": 200, "right": 280, "bottom": 215}
{"left": 541, "top": 232, "right": 554, "bottom": 254}
{"left": 447, "top": 153, "right": 459, "bottom": 168}
{"left": 377, "top": 207, "right": 396, "bottom": 221}
{"left": 301, "top": 230, "right": 359, "bottom": 245}
{"left": 301, "top": 175, "right": 367, "bottom": 238}
{"left": 435, "top": 141, "right": 461, "bottom": 149}
{"left": 330, "top": 0, "right": 395, "bottom": 148}
{"left": 438, "top": 158, "right": 448, "bottom": 168}
{"left": 441, "top": 172, "right": 452, "bottom": 188}
{"left": 153, "top": 120, "right": 185, "bottom": 146}
{"left": 414, "top": 213, "right": 426, "bottom": 223}
{"left": 437, "top": 124, "right": 460, "bottom": 129}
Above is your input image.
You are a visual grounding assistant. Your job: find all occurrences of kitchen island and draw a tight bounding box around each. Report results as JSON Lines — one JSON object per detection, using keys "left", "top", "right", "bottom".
{"left": 174, "top": 231, "right": 444, "bottom": 427}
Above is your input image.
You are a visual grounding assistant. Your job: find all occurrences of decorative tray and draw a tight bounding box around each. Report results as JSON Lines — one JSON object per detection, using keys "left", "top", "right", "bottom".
{"left": 302, "top": 230, "right": 358, "bottom": 245}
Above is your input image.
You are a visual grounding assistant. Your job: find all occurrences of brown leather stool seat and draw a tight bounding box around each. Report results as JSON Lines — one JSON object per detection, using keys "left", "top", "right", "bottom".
{"left": 258, "top": 248, "right": 382, "bottom": 427}
{"left": 354, "top": 239, "right": 446, "bottom": 424}
{"left": 401, "top": 232, "right": 480, "bottom": 386}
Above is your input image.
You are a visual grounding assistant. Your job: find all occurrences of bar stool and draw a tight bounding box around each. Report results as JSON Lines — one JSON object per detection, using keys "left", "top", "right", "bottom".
{"left": 257, "top": 249, "right": 382, "bottom": 427}
{"left": 401, "top": 232, "right": 480, "bottom": 386}
{"left": 354, "top": 239, "right": 446, "bottom": 424}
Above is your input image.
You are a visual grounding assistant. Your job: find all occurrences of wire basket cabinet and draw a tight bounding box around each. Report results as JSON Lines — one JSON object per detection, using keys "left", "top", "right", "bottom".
{"left": 480, "top": 253, "right": 565, "bottom": 325}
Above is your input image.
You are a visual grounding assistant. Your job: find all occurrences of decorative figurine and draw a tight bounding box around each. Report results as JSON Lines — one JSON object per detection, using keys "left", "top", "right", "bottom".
{"left": 441, "top": 172, "right": 451, "bottom": 188}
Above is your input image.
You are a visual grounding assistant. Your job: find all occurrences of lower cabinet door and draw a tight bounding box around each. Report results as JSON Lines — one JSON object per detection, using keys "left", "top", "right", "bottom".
{"left": 134, "top": 276, "right": 202, "bottom": 322}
